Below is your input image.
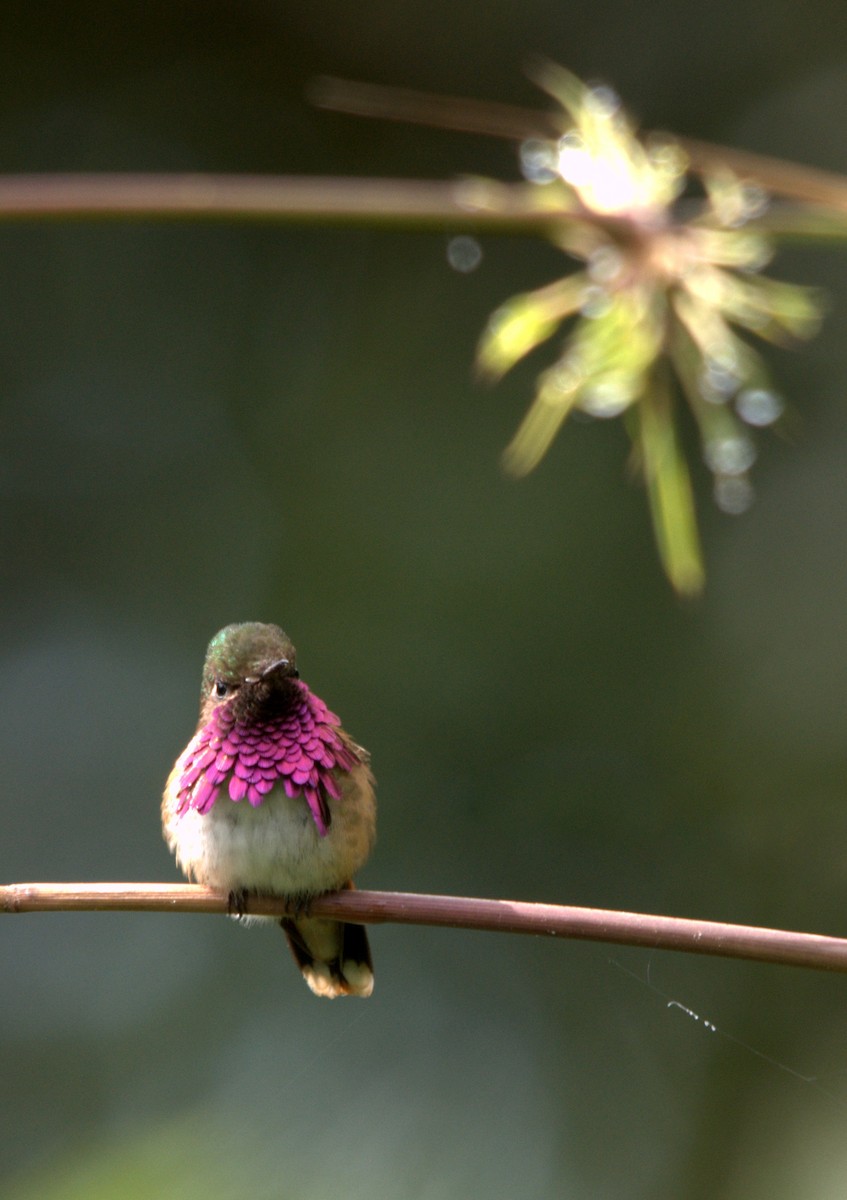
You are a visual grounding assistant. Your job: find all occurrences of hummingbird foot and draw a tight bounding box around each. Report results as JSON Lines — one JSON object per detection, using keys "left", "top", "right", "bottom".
{"left": 227, "top": 888, "right": 250, "bottom": 920}
{"left": 284, "top": 893, "right": 313, "bottom": 920}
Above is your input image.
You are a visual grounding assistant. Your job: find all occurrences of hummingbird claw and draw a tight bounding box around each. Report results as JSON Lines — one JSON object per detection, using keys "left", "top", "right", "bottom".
{"left": 286, "top": 893, "right": 313, "bottom": 920}
{"left": 228, "top": 888, "right": 249, "bottom": 919}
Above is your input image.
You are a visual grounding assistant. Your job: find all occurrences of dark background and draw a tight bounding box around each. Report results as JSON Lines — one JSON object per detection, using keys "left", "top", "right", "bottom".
{"left": 3, "top": 4, "right": 847, "bottom": 1198}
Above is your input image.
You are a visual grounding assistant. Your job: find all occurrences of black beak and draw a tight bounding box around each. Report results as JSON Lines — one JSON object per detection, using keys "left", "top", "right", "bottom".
{"left": 260, "top": 657, "right": 298, "bottom": 680}
{"left": 242, "top": 657, "right": 295, "bottom": 685}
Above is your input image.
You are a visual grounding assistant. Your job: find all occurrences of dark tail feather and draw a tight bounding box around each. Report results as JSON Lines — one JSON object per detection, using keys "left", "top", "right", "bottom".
{"left": 280, "top": 911, "right": 373, "bottom": 998}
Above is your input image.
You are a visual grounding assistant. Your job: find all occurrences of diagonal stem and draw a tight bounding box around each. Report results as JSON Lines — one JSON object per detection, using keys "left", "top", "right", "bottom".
{"left": 313, "top": 74, "right": 847, "bottom": 213}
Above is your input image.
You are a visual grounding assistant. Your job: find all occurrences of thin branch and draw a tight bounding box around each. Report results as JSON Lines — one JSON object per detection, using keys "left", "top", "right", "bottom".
{"left": 0, "top": 168, "right": 845, "bottom": 246}
{"left": 0, "top": 173, "right": 567, "bottom": 234}
{"left": 678, "top": 137, "right": 847, "bottom": 213}
{"left": 312, "top": 74, "right": 847, "bottom": 213}
{"left": 308, "top": 74, "right": 554, "bottom": 141}
{"left": 0, "top": 86, "right": 844, "bottom": 236}
{"left": 3, "top": 882, "right": 847, "bottom": 973}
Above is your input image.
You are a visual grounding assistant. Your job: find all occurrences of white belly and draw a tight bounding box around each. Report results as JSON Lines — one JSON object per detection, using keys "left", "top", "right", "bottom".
{"left": 164, "top": 764, "right": 375, "bottom": 897}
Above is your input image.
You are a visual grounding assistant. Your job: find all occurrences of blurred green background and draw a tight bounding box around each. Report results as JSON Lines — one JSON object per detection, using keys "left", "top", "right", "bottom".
{"left": 3, "top": 3, "right": 847, "bottom": 1198}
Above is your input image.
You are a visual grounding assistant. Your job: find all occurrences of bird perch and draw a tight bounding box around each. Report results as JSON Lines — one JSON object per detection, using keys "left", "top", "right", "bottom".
{"left": 3, "top": 882, "right": 847, "bottom": 974}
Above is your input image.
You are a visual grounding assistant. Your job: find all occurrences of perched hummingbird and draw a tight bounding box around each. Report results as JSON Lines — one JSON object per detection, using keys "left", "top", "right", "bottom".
{"left": 162, "top": 622, "right": 376, "bottom": 997}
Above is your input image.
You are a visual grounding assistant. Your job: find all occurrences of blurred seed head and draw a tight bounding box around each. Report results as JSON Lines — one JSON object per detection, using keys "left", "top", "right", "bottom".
{"left": 478, "top": 65, "right": 824, "bottom": 593}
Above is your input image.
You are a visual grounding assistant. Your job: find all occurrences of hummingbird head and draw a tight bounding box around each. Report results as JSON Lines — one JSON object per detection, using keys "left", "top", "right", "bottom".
{"left": 200, "top": 622, "right": 300, "bottom": 725}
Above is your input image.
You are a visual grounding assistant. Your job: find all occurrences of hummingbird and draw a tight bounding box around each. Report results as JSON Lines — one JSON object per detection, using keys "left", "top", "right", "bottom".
{"left": 162, "top": 622, "right": 377, "bottom": 997}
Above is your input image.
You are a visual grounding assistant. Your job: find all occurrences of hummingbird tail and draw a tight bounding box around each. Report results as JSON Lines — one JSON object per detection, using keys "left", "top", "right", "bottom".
{"left": 280, "top": 911, "right": 374, "bottom": 998}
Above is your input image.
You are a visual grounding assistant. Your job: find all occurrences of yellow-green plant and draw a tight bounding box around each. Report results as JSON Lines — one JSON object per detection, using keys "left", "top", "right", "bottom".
{"left": 477, "top": 65, "right": 822, "bottom": 594}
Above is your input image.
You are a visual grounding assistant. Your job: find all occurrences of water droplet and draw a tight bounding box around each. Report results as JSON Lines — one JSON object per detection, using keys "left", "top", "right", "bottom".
{"left": 519, "top": 138, "right": 558, "bottom": 184}
{"left": 698, "top": 359, "right": 740, "bottom": 403}
{"left": 584, "top": 84, "right": 621, "bottom": 118}
{"left": 704, "top": 434, "right": 756, "bottom": 476}
{"left": 580, "top": 285, "right": 612, "bottom": 319}
{"left": 740, "top": 184, "right": 769, "bottom": 221}
{"left": 446, "top": 236, "right": 482, "bottom": 273}
{"left": 703, "top": 341, "right": 741, "bottom": 373}
{"left": 558, "top": 131, "right": 585, "bottom": 153}
{"left": 580, "top": 380, "right": 634, "bottom": 418}
{"left": 647, "top": 138, "right": 688, "bottom": 177}
{"left": 545, "top": 365, "right": 581, "bottom": 397}
{"left": 587, "top": 246, "right": 623, "bottom": 284}
{"left": 555, "top": 131, "right": 589, "bottom": 184}
{"left": 736, "top": 387, "right": 782, "bottom": 427}
{"left": 714, "top": 474, "right": 755, "bottom": 514}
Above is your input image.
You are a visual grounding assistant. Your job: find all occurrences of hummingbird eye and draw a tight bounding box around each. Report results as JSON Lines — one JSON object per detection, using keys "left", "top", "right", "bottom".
{"left": 213, "top": 679, "right": 232, "bottom": 699}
